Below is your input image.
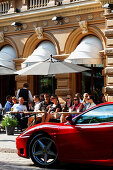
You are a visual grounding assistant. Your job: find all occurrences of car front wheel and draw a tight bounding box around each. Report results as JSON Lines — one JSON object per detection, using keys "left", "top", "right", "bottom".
{"left": 30, "top": 134, "right": 58, "bottom": 167}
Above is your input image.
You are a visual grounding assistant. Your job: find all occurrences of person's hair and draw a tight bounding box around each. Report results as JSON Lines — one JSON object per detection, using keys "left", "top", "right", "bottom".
{"left": 74, "top": 96, "right": 79, "bottom": 101}
{"left": 83, "top": 93, "right": 89, "bottom": 98}
{"left": 73, "top": 96, "right": 80, "bottom": 106}
{"left": 51, "top": 94, "right": 60, "bottom": 104}
{"left": 75, "top": 93, "right": 82, "bottom": 99}
{"left": 19, "top": 97, "right": 24, "bottom": 100}
{"left": 12, "top": 96, "right": 17, "bottom": 100}
{"left": 23, "top": 83, "right": 29, "bottom": 88}
{"left": 6, "top": 95, "right": 11, "bottom": 101}
{"left": 51, "top": 94, "right": 58, "bottom": 100}
{"left": 44, "top": 93, "right": 50, "bottom": 97}
{"left": 34, "top": 95, "right": 40, "bottom": 99}
{"left": 40, "top": 93, "right": 44, "bottom": 98}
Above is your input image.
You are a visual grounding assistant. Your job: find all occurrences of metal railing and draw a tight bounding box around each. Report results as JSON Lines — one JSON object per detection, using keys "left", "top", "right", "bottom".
{"left": 0, "top": 1, "right": 10, "bottom": 14}
{"left": 29, "top": 0, "right": 50, "bottom": 9}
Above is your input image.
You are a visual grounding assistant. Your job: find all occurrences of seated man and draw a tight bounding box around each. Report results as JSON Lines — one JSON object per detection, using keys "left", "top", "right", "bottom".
{"left": 38, "top": 93, "right": 53, "bottom": 123}
{"left": 45, "top": 94, "right": 62, "bottom": 122}
{"left": 13, "top": 97, "right": 27, "bottom": 130}
{"left": 4, "top": 95, "right": 13, "bottom": 112}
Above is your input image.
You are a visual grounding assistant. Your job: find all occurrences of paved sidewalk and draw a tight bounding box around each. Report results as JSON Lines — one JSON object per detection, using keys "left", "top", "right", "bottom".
{"left": 0, "top": 130, "right": 21, "bottom": 153}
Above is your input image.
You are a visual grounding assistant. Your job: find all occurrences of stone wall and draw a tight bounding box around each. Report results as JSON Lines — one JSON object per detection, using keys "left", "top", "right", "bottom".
{"left": 104, "top": 7, "right": 113, "bottom": 101}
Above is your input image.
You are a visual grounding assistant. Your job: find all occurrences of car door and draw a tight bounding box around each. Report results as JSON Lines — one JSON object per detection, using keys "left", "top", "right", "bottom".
{"left": 58, "top": 104, "right": 113, "bottom": 161}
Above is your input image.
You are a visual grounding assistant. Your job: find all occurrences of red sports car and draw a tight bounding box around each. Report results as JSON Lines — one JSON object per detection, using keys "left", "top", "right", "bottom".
{"left": 16, "top": 102, "right": 113, "bottom": 167}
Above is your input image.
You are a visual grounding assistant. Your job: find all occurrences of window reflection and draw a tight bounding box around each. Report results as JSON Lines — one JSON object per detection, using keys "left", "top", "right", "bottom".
{"left": 75, "top": 104, "right": 113, "bottom": 124}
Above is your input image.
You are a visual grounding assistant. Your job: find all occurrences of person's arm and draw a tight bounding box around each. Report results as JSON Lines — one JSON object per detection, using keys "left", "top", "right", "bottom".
{"left": 24, "top": 105, "right": 27, "bottom": 111}
{"left": 28, "top": 91, "right": 33, "bottom": 103}
{"left": 16, "top": 89, "right": 20, "bottom": 99}
{"left": 0, "top": 103, "right": 2, "bottom": 109}
{"left": 78, "top": 103, "right": 84, "bottom": 112}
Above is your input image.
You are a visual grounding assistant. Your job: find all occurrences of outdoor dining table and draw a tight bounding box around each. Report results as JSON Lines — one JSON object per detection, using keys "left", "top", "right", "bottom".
{"left": 6, "top": 111, "right": 46, "bottom": 125}
{"left": 58, "top": 111, "right": 81, "bottom": 115}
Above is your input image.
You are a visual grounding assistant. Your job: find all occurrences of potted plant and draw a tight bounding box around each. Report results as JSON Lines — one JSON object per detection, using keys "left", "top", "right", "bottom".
{"left": 1, "top": 114, "right": 17, "bottom": 135}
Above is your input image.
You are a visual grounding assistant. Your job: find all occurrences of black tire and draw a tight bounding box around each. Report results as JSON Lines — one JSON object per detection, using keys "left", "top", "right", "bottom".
{"left": 30, "top": 134, "right": 58, "bottom": 168}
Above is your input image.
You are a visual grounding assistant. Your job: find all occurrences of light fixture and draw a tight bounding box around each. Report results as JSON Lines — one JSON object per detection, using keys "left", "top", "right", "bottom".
{"left": 52, "top": 16, "right": 63, "bottom": 25}
{"left": 103, "top": 3, "right": 113, "bottom": 9}
{"left": 11, "top": 22, "right": 22, "bottom": 31}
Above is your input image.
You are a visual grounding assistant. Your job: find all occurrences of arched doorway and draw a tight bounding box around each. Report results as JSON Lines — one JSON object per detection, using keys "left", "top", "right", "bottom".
{"left": 0, "top": 45, "right": 17, "bottom": 106}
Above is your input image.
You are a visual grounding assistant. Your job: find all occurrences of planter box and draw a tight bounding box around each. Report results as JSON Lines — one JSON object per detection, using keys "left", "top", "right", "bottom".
{"left": 6, "top": 126, "right": 15, "bottom": 135}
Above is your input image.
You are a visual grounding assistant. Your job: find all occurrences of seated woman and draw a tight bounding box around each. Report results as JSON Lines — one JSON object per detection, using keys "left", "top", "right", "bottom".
{"left": 82, "top": 93, "right": 89, "bottom": 111}
{"left": 12, "top": 96, "right": 18, "bottom": 105}
{"left": 45, "top": 95, "right": 62, "bottom": 122}
{"left": 61, "top": 96, "right": 83, "bottom": 123}
{"left": 60, "top": 95, "right": 73, "bottom": 123}
{"left": 71, "top": 96, "right": 83, "bottom": 117}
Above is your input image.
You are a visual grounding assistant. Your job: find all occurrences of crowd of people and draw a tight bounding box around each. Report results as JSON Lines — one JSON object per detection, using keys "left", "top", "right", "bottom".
{"left": 0, "top": 83, "right": 107, "bottom": 130}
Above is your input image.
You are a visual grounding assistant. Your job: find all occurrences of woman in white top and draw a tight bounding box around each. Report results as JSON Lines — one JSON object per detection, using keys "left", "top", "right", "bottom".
{"left": 86, "top": 95, "right": 96, "bottom": 110}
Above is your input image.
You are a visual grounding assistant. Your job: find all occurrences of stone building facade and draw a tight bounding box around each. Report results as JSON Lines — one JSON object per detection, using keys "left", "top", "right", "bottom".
{"left": 0, "top": 0, "right": 112, "bottom": 104}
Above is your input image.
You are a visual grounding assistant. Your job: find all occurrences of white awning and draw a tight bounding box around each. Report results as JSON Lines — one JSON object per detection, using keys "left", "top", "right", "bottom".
{"left": 0, "top": 45, "right": 16, "bottom": 74}
{"left": 22, "top": 41, "right": 57, "bottom": 68}
{"left": 65, "top": 36, "right": 103, "bottom": 65}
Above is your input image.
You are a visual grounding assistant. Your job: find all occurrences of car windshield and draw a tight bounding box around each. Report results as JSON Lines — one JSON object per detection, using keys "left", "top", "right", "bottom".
{"left": 73, "top": 104, "right": 113, "bottom": 124}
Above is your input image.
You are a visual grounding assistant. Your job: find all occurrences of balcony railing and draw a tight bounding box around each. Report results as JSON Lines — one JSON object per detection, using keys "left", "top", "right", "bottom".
{"left": 0, "top": 0, "right": 108, "bottom": 15}
{"left": 0, "top": 1, "right": 10, "bottom": 14}
{"left": 29, "top": 0, "right": 50, "bottom": 9}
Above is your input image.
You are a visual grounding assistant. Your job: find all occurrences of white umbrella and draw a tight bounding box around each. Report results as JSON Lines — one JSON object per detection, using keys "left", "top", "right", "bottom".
{"left": 0, "top": 65, "right": 16, "bottom": 75}
{"left": 15, "top": 56, "right": 89, "bottom": 92}
{"left": 15, "top": 56, "right": 89, "bottom": 76}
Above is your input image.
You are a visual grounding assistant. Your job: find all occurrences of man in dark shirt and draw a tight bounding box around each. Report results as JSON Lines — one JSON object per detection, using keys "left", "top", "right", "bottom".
{"left": 16, "top": 83, "right": 33, "bottom": 110}
{"left": 39, "top": 93, "right": 53, "bottom": 112}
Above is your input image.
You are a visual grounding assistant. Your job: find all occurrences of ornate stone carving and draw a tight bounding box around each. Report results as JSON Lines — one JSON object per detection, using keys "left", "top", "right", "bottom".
{"left": 75, "top": 15, "right": 81, "bottom": 22}
{"left": 79, "top": 21, "right": 88, "bottom": 34}
{"left": 87, "top": 14, "right": 93, "bottom": 20}
{"left": 35, "top": 27, "right": 43, "bottom": 39}
{"left": 99, "top": 0, "right": 113, "bottom": 5}
{"left": 42, "top": 21, "right": 48, "bottom": 26}
{"left": 33, "top": 22, "right": 37, "bottom": 28}
{"left": 4, "top": 26, "right": 8, "bottom": 32}
{"left": 0, "top": 32, "right": 4, "bottom": 43}
{"left": 23, "top": 24, "right": 27, "bottom": 29}
{"left": 64, "top": 17, "right": 69, "bottom": 23}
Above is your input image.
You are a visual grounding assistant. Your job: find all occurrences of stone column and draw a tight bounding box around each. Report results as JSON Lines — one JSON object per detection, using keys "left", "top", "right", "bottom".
{"left": 103, "top": 6, "right": 113, "bottom": 101}
{"left": 21, "top": 0, "right": 28, "bottom": 11}
{"left": 8, "top": 0, "right": 15, "bottom": 13}
{"left": 55, "top": 73, "right": 73, "bottom": 103}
